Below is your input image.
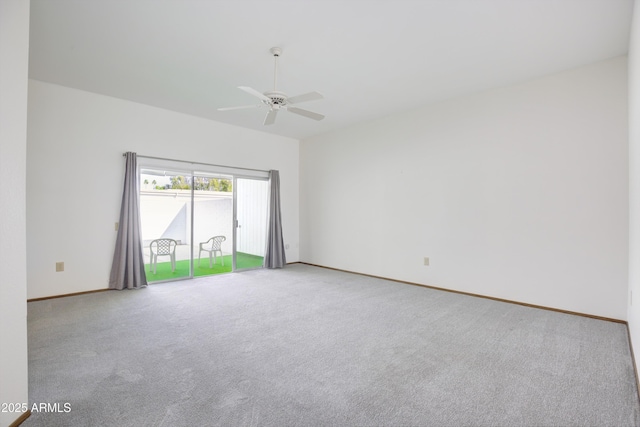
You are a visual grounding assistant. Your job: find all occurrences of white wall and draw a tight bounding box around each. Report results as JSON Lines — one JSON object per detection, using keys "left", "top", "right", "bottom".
{"left": 628, "top": 0, "right": 640, "bottom": 363}
{"left": 27, "top": 80, "right": 299, "bottom": 299}
{"left": 0, "top": 1, "right": 30, "bottom": 425}
{"left": 301, "top": 56, "right": 628, "bottom": 320}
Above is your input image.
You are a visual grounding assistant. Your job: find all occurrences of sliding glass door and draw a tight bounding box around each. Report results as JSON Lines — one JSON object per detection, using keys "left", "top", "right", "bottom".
{"left": 192, "top": 173, "right": 234, "bottom": 276}
{"left": 139, "top": 165, "right": 268, "bottom": 282}
{"left": 234, "top": 177, "right": 269, "bottom": 270}
{"left": 140, "top": 169, "right": 193, "bottom": 281}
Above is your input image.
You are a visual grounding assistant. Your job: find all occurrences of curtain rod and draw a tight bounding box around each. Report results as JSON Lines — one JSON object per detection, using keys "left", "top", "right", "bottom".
{"left": 123, "top": 153, "right": 270, "bottom": 174}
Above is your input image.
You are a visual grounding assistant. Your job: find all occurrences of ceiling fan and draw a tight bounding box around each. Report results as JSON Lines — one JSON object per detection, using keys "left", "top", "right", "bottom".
{"left": 218, "top": 47, "right": 325, "bottom": 125}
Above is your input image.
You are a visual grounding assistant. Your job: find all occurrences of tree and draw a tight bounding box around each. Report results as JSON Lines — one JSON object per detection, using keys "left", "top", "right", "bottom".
{"left": 219, "top": 179, "right": 232, "bottom": 192}
{"left": 170, "top": 176, "right": 190, "bottom": 190}
{"left": 193, "top": 176, "right": 209, "bottom": 191}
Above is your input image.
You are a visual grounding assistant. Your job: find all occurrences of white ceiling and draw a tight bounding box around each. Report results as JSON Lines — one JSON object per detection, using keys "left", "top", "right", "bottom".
{"left": 28, "top": 0, "right": 634, "bottom": 140}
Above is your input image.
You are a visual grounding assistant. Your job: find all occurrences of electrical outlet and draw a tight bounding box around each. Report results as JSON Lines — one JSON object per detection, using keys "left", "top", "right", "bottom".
{"left": 115, "top": 222, "right": 119, "bottom": 231}
{"left": 423, "top": 257, "right": 430, "bottom": 266}
{"left": 56, "top": 262, "right": 64, "bottom": 272}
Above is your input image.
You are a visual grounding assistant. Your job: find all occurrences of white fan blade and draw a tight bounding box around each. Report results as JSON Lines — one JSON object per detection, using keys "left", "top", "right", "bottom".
{"left": 287, "top": 91, "right": 324, "bottom": 105}
{"left": 238, "top": 86, "right": 271, "bottom": 103}
{"left": 217, "top": 104, "right": 261, "bottom": 111}
{"left": 264, "top": 109, "right": 278, "bottom": 125}
{"left": 287, "top": 106, "right": 325, "bottom": 121}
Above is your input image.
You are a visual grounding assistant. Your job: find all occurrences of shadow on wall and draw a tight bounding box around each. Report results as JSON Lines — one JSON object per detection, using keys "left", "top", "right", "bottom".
{"left": 161, "top": 203, "right": 187, "bottom": 243}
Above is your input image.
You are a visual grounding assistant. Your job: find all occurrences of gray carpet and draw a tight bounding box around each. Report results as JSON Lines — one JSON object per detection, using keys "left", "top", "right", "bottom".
{"left": 25, "top": 263, "right": 640, "bottom": 426}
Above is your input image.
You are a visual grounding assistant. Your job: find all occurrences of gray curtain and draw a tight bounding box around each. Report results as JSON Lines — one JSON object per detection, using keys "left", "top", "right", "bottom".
{"left": 109, "top": 152, "right": 148, "bottom": 289}
{"left": 264, "top": 170, "right": 287, "bottom": 268}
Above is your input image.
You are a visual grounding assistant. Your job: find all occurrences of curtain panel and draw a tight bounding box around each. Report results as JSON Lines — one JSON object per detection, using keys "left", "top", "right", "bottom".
{"left": 264, "top": 170, "right": 286, "bottom": 268}
{"left": 109, "top": 152, "right": 148, "bottom": 289}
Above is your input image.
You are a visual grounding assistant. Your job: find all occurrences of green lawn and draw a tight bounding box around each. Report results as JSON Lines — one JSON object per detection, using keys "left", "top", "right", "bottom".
{"left": 146, "top": 252, "right": 264, "bottom": 282}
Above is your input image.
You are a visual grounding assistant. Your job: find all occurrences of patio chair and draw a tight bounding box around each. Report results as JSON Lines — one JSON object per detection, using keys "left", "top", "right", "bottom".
{"left": 199, "top": 236, "right": 226, "bottom": 268}
{"left": 149, "top": 238, "right": 177, "bottom": 274}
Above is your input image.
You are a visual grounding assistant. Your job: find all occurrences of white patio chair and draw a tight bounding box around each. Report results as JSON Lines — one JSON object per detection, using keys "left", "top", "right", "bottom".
{"left": 149, "top": 238, "right": 177, "bottom": 274}
{"left": 198, "top": 236, "right": 226, "bottom": 268}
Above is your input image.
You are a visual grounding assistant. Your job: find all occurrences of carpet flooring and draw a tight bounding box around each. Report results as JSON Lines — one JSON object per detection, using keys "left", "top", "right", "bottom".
{"left": 25, "top": 264, "right": 640, "bottom": 426}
